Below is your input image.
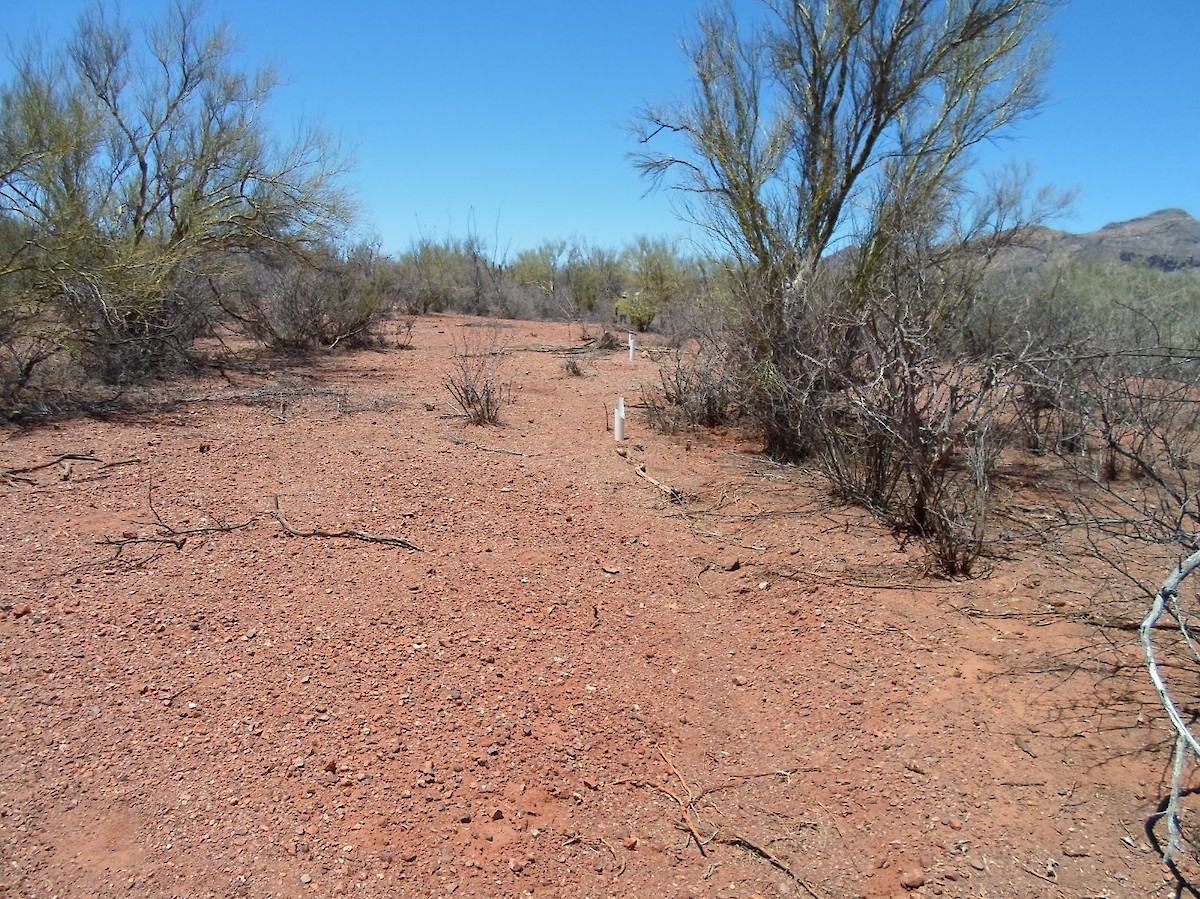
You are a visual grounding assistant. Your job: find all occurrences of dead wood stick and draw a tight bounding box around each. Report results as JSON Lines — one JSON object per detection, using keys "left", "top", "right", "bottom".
{"left": 4, "top": 455, "right": 144, "bottom": 486}
{"left": 445, "top": 435, "right": 524, "bottom": 456}
{"left": 4, "top": 453, "right": 104, "bottom": 474}
{"left": 100, "top": 518, "right": 256, "bottom": 550}
{"left": 267, "top": 496, "right": 423, "bottom": 551}
{"left": 102, "top": 483, "right": 258, "bottom": 551}
{"left": 653, "top": 785, "right": 709, "bottom": 857}
{"left": 712, "top": 829, "right": 825, "bottom": 899}
{"left": 655, "top": 750, "right": 710, "bottom": 855}
{"left": 658, "top": 749, "right": 697, "bottom": 801}
{"left": 636, "top": 464, "right": 682, "bottom": 501}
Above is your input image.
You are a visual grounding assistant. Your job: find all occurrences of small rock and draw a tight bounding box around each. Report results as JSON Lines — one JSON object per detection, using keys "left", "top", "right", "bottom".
{"left": 508, "top": 857, "right": 525, "bottom": 873}
{"left": 722, "top": 557, "right": 741, "bottom": 572}
{"left": 969, "top": 858, "right": 985, "bottom": 871}
{"left": 299, "top": 873, "right": 312, "bottom": 884}
{"left": 12, "top": 604, "right": 31, "bottom": 618}
{"left": 733, "top": 675, "right": 747, "bottom": 687}
{"left": 899, "top": 868, "right": 925, "bottom": 890}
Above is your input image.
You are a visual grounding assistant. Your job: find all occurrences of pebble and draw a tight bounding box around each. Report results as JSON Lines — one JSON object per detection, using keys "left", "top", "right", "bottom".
{"left": 12, "top": 604, "right": 31, "bottom": 618}
{"left": 299, "top": 873, "right": 312, "bottom": 884}
{"left": 899, "top": 868, "right": 925, "bottom": 890}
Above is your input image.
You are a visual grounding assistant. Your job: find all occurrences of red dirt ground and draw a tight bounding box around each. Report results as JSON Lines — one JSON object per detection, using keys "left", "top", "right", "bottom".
{"left": 0, "top": 314, "right": 1190, "bottom": 898}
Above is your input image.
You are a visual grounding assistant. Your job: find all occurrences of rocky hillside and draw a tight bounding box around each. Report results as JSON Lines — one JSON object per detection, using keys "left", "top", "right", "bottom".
{"left": 1002, "top": 207, "right": 1200, "bottom": 275}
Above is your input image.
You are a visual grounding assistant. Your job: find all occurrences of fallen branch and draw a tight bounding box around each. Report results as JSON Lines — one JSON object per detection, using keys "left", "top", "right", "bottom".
{"left": 3, "top": 453, "right": 143, "bottom": 484}
{"left": 445, "top": 434, "right": 524, "bottom": 456}
{"left": 267, "top": 496, "right": 423, "bottom": 551}
{"left": 101, "top": 483, "right": 257, "bottom": 551}
{"left": 650, "top": 750, "right": 824, "bottom": 898}
{"left": 4, "top": 453, "right": 103, "bottom": 474}
{"left": 712, "top": 828, "right": 824, "bottom": 899}
{"left": 635, "top": 464, "right": 684, "bottom": 502}
{"left": 1142, "top": 547, "right": 1200, "bottom": 867}
{"left": 616, "top": 449, "right": 684, "bottom": 502}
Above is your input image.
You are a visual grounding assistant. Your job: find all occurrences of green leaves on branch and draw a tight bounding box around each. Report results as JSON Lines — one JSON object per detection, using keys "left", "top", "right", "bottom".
{"left": 0, "top": 0, "right": 355, "bottom": 392}
{"left": 634, "top": 0, "right": 1062, "bottom": 575}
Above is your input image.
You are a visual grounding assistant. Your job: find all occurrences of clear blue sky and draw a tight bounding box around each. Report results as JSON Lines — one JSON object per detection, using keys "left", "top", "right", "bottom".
{"left": 4, "top": 1, "right": 1198, "bottom": 258}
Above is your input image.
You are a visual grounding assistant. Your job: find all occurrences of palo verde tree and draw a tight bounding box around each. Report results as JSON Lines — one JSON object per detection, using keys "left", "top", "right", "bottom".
{"left": 634, "top": 0, "right": 1053, "bottom": 460}
{"left": 0, "top": 0, "right": 353, "bottom": 388}
{"left": 634, "top": 0, "right": 1059, "bottom": 575}
{"left": 620, "top": 236, "right": 694, "bottom": 331}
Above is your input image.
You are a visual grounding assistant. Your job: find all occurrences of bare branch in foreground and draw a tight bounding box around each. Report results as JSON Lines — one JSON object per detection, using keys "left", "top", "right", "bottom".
{"left": 1143, "top": 547, "right": 1200, "bottom": 864}
{"left": 266, "top": 496, "right": 423, "bottom": 551}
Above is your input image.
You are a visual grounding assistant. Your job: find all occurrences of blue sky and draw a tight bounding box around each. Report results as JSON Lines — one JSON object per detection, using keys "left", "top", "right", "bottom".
{"left": 4, "top": 1, "right": 1198, "bottom": 257}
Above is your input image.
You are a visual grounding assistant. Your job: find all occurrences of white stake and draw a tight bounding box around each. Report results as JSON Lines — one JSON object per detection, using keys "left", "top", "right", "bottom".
{"left": 614, "top": 396, "right": 625, "bottom": 441}
{"left": 628, "top": 332, "right": 636, "bottom": 362}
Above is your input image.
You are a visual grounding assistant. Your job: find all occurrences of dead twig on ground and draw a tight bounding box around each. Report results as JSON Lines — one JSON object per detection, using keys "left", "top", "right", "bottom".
{"left": 444, "top": 434, "right": 524, "bottom": 456}
{"left": 3, "top": 453, "right": 143, "bottom": 485}
{"left": 648, "top": 750, "right": 825, "bottom": 898}
{"left": 635, "top": 463, "right": 684, "bottom": 503}
{"left": 1142, "top": 548, "right": 1200, "bottom": 867}
{"left": 616, "top": 449, "right": 684, "bottom": 502}
{"left": 711, "top": 828, "right": 824, "bottom": 898}
{"left": 267, "top": 496, "right": 423, "bottom": 551}
{"left": 101, "top": 482, "right": 257, "bottom": 552}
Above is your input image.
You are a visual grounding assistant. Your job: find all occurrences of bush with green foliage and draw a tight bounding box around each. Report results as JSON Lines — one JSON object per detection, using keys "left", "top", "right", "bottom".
{"left": 0, "top": 2, "right": 353, "bottom": 400}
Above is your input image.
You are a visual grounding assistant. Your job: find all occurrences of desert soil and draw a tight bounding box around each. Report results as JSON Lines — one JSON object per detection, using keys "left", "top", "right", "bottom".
{"left": 0, "top": 314, "right": 1189, "bottom": 898}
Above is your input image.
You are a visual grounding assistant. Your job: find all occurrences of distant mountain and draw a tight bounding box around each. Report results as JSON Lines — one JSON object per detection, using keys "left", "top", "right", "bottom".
{"left": 999, "top": 208, "right": 1200, "bottom": 276}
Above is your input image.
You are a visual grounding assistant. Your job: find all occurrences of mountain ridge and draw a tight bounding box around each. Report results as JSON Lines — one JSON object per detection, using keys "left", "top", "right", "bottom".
{"left": 1010, "top": 207, "right": 1200, "bottom": 273}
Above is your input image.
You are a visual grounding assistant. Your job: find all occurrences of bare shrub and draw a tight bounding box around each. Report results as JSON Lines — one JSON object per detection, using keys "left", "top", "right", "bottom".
{"left": 217, "top": 248, "right": 386, "bottom": 352}
{"left": 445, "top": 326, "right": 512, "bottom": 425}
{"left": 395, "top": 317, "right": 416, "bottom": 351}
{"left": 1024, "top": 341, "right": 1200, "bottom": 872}
{"left": 645, "top": 338, "right": 737, "bottom": 435}
{"left": 60, "top": 276, "right": 210, "bottom": 384}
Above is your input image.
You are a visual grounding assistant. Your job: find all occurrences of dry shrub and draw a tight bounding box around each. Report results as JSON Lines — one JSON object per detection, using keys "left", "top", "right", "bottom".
{"left": 645, "top": 340, "right": 737, "bottom": 435}
{"left": 444, "top": 326, "right": 512, "bottom": 425}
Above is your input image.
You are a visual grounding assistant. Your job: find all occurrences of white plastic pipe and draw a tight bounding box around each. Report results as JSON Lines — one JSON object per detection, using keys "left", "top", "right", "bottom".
{"left": 614, "top": 396, "right": 625, "bottom": 441}
{"left": 628, "top": 332, "right": 636, "bottom": 362}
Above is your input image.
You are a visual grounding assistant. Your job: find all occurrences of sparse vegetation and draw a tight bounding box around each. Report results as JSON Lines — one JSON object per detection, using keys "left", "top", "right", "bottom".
{"left": 445, "top": 325, "right": 511, "bottom": 425}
